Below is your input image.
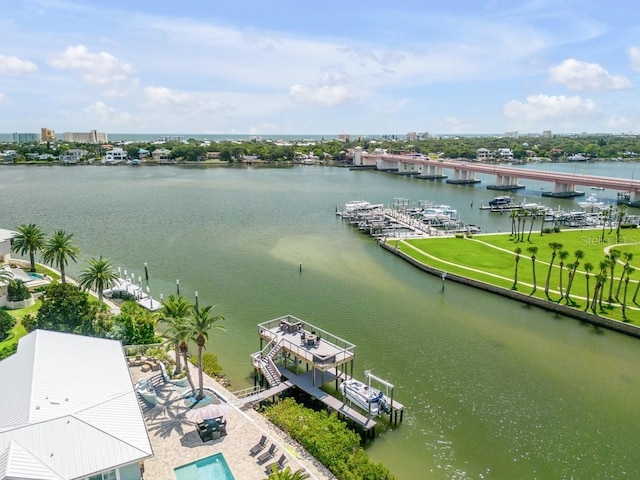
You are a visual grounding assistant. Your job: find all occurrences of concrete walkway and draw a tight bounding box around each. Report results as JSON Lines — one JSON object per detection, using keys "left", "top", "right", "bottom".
{"left": 130, "top": 362, "right": 336, "bottom": 480}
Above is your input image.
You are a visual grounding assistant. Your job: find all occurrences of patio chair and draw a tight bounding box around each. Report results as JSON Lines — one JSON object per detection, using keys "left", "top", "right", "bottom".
{"left": 256, "top": 443, "right": 277, "bottom": 464}
{"left": 250, "top": 435, "right": 268, "bottom": 455}
{"left": 265, "top": 454, "right": 287, "bottom": 474}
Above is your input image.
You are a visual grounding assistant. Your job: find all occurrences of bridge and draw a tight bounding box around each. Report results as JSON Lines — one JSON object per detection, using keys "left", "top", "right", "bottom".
{"left": 350, "top": 149, "right": 640, "bottom": 202}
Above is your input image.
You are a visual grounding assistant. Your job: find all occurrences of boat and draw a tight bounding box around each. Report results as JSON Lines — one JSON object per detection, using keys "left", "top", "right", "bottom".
{"left": 339, "top": 379, "right": 389, "bottom": 416}
{"left": 578, "top": 193, "right": 607, "bottom": 211}
{"left": 135, "top": 378, "right": 157, "bottom": 406}
{"left": 591, "top": 187, "right": 605, "bottom": 191}
{"left": 488, "top": 196, "right": 511, "bottom": 207}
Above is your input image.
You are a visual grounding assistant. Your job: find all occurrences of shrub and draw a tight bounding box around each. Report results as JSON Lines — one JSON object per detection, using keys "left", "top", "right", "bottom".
{"left": 0, "top": 342, "right": 17, "bottom": 360}
{"left": 189, "top": 352, "right": 223, "bottom": 377}
{"left": 264, "top": 398, "right": 395, "bottom": 480}
{"left": 7, "top": 280, "right": 31, "bottom": 302}
{"left": 0, "top": 309, "right": 15, "bottom": 340}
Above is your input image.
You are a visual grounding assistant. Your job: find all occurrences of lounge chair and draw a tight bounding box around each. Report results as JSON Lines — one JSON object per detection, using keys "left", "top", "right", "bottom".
{"left": 250, "top": 435, "right": 267, "bottom": 455}
{"left": 264, "top": 454, "right": 287, "bottom": 473}
{"left": 256, "top": 443, "right": 277, "bottom": 464}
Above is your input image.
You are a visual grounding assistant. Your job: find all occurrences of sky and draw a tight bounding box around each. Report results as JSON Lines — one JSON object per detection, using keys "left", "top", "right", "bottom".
{"left": 1, "top": 0, "right": 640, "bottom": 136}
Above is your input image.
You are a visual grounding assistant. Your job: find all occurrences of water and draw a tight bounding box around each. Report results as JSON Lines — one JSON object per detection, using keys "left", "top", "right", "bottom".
{"left": 174, "top": 453, "right": 235, "bottom": 480}
{"left": 2, "top": 163, "right": 640, "bottom": 479}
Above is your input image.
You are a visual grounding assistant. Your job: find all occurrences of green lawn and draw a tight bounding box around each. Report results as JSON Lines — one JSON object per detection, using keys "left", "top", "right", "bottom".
{"left": 0, "top": 300, "right": 40, "bottom": 349}
{"left": 402, "top": 227, "right": 640, "bottom": 323}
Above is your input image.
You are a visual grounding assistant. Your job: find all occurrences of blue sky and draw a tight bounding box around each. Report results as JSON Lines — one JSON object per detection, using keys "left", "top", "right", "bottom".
{"left": 1, "top": 0, "right": 639, "bottom": 135}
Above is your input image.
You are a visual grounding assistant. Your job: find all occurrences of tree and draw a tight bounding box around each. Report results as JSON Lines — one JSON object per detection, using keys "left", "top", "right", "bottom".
{"left": 622, "top": 266, "right": 634, "bottom": 320}
{"left": 563, "top": 249, "right": 584, "bottom": 305}
{"left": 512, "top": 247, "right": 522, "bottom": 290}
{"left": 615, "top": 252, "right": 633, "bottom": 301}
{"left": 544, "top": 242, "right": 563, "bottom": 300}
{"left": 527, "top": 208, "right": 537, "bottom": 242}
{"left": 264, "top": 466, "right": 310, "bottom": 480}
{"left": 111, "top": 302, "right": 158, "bottom": 345}
{"left": 41, "top": 230, "right": 79, "bottom": 283}
{"left": 11, "top": 223, "right": 45, "bottom": 272}
{"left": 527, "top": 246, "right": 538, "bottom": 296}
{"left": 616, "top": 205, "right": 627, "bottom": 242}
{"left": 190, "top": 304, "right": 225, "bottom": 400}
{"left": 33, "top": 283, "right": 106, "bottom": 335}
{"left": 0, "top": 310, "right": 15, "bottom": 340}
{"left": 159, "top": 294, "right": 192, "bottom": 374}
{"left": 557, "top": 250, "right": 569, "bottom": 301}
{"left": 583, "top": 262, "right": 593, "bottom": 312}
{"left": 0, "top": 268, "right": 15, "bottom": 288}
{"left": 77, "top": 256, "right": 118, "bottom": 303}
{"left": 607, "top": 249, "right": 621, "bottom": 303}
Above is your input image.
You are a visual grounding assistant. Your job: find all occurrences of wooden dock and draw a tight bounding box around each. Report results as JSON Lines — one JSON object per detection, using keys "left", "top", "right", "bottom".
{"left": 251, "top": 315, "right": 405, "bottom": 437}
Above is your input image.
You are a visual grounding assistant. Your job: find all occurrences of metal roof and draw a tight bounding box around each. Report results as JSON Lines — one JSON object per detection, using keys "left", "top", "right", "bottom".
{"left": 0, "top": 330, "right": 153, "bottom": 480}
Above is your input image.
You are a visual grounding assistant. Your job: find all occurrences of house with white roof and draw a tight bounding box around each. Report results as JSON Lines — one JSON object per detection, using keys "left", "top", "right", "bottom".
{"left": 0, "top": 229, "right": 16, "bottom": 263}
{"left": 0, "top": 330, "right": 153, "bottom": 480}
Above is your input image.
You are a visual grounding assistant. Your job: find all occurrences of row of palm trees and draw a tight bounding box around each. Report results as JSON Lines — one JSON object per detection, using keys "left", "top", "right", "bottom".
{"left": 158, "top": 294, "right": 225, "bottom": 401}
{"left": 513, "top": 241, "right": 638, "bottom": 320}
{"left": 9, "top": 223, "right": 225, "bottom": 400}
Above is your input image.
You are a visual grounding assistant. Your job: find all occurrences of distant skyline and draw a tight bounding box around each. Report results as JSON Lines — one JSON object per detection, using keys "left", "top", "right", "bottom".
{"left": 1, "top": 0, "right": 639, "bottom": 135}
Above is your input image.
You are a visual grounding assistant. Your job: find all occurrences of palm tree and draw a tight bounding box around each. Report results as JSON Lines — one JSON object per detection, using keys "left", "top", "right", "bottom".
{"left": 596, "top": 259, "right": 609, "bottom": 312}
{"left": 615, "top": 252, "right": 633, "bottom": 301}
{"left": 512, "top": 247, "right": 522, "bottom": 290}
{"left": 622, "top": 266, "right": 634, "bottom": 320}
{"left": 616, "top": 205, "right": 627, "bottom": 242}
{"left": 527, "top": 246, "right": 538, "bottom": 296}
{"left": 77, "top": 256, "right": 118, "bottom": 302}
{"left": 564, "top": 249, "right": 584, "bottom": 305}
{"left": 557, "top": 250, "right": 569, "bottom": 301}
{"left": 583, "top": 262, "right": 593, "bottom": 312}
{"left": 544, "top": 242, "right": 563, "bottom": 300}
{"left": 41, "top": 230, "right": 79, "bottom": 283}
{"left": 190, "top": 303, "right": 225, "bottom": 400}
{"left": 607, "top": 249, "right": 621, "bottom": 303}
{"left": 159, "top": 294, "right": 192, "bottom": 374}
{"left": 264, "top": 466, "right": 310, "bottom": 480}
{"left": 509, "top": 210, "right": 517, "bottom": 237}
{"left": 11, "top": 223, "right": 45, "bottom": 272}
{"left": 176, "top": 318, "right": 197, "bottom": 394}
{"left": 527, "top": 208, "right": 537, "bottom": 242}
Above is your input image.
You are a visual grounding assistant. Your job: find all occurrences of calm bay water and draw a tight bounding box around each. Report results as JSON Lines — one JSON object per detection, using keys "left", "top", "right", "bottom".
{"left": 2, "top": 163, "right": 640, "bottom": 479}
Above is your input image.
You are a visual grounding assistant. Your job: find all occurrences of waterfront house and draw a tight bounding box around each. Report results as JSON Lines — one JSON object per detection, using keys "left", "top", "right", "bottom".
{"left": 151, "top": 148, "right": 171, "bottom": 162}
{"left": 476, "top": 148, "right": 492, "bottom": 161}
{"left": 0, "top": 330, "right": 153, "bottom": 480}
{"left": 102, "top": 147, "right": 127, "bottom": 164}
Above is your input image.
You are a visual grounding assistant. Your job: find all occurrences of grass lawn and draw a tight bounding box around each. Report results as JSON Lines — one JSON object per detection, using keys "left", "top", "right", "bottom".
{"left": 0, "top": 300, "right": 40, "bottom": 349}
{"left": 401, "top": 227, "right": 640, "bottom": 324}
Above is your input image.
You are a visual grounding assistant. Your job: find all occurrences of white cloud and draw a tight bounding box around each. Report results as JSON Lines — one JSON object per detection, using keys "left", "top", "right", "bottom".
{"left": 549, "top": 59, "right": 632, "bottom": 91}
{"left": 289, "top": 84, "right": 357, "bottom": 106}
{"left": 49, "top": 45, "right": 134, "bottom": 85}
{"left": 0, "top": 54, "right": 38, "bottom": 75}
{"left": 143, "top": 86, "right": 225, "bottom": 113}
{"left": 504, "top": 94, "right": 600, "bottom": 121}
{"left": 85, "top": 101, "right": 133, "bottom": 125}
{"left": 0, "top": 92, "right": 8, "bottom": 104}
{"left": 629, "top": 47, "right": 640, "bottom": 72}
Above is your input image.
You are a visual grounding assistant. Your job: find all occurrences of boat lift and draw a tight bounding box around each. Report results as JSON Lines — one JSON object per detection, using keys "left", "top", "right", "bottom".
{"left": 364, "top": 370, "right": 402, "bottom": 424}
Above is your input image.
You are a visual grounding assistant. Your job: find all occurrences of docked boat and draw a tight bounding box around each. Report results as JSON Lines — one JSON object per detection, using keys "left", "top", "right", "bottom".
{"left": 488, "top": 196, "right": 511, "bottom": 207}
{"left": 339, "top": 379, "right": 389, "bottom": 416}
{"left": 591, "top": 187, "right": 605, "bottom": 191}
{"left": 578, "top": 193, "right": 606, "bottom": 211}
{"left": 135, "top": 378, "right": 157, "bottom": 406}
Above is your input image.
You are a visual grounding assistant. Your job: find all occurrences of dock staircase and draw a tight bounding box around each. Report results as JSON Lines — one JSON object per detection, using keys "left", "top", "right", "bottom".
{"left": 255, "top": 339, "right": 283, "bottom": 387}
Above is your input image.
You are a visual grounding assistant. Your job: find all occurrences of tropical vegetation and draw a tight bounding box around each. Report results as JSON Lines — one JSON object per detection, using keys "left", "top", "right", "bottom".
{"left": 264, "top": 398, "right": 395, "bottom": 480}
{"left": 41, "top": 229, "right": 79, "bottom": 283}
{"left": 77, "top": 256, "right": 118, "bottom": 302}
{"left": 10, "top": 223, "right": 45, "bottom": 272}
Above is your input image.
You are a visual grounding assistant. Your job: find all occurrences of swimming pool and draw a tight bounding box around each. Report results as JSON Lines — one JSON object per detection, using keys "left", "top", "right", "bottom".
{"left": 174, "top": 453, "right": 235, "bottom": 480}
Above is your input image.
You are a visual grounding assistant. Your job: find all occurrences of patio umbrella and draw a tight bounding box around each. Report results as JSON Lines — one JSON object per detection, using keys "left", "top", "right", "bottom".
{"left": 185, "top": 403, "right": 229, "bottom": 423}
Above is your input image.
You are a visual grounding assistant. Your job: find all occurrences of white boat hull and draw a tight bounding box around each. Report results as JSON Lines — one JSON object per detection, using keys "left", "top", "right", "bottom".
{"left": 339, "top": 379, "right": 387, "bottom": 416}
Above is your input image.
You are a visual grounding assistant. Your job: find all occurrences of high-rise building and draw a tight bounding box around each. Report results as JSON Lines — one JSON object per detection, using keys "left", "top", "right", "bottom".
{"left": 63, "top": 130, "right": 108, "bottom": 143}
{"left": 12, "top": 132, "right": 40, "bottom": 143}
{"left": 41, "top": 128, "right": 56, "bottom": 143}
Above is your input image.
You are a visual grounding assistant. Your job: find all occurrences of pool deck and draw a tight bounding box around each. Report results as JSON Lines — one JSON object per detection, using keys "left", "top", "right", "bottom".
{"left": 130, "top": 363, "right": 336, "bottom": 480}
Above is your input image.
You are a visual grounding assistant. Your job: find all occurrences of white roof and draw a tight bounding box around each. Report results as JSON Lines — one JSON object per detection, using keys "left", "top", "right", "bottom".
{"left": 0, "top": 229, "right": 16, "bottom": 243}
{"left": 0, "top": 330, "right": 153, "bottom": 480}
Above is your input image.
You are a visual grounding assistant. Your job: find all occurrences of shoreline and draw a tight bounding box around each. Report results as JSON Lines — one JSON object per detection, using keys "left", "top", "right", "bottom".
{"left": 380, "top": 238, "right": 640, "bottom": 339}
